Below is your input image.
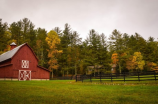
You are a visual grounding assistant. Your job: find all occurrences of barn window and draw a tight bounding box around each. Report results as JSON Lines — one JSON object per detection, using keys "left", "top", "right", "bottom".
{"left": 22, "top": 60, "right": 29, "bottom": 68}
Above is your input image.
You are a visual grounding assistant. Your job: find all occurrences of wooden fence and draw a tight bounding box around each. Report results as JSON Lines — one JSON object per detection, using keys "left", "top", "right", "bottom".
{"left": 76, "top": 71, "right": 158, "bottom": 82}
{"left": 51, "top": 76, "right": 75, "bottom": 80}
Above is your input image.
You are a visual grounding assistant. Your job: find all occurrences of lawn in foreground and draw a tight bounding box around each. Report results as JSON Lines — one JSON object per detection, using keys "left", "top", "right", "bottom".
{"left": 0, "top": 80, "right": 158, "bottom": 104}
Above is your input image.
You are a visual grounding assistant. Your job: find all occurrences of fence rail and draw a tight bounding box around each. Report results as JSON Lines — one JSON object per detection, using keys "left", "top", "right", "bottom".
{"left": 76, "top": 71, "right": 158, "bottom": 82}
{"left": 51, "top": 76, "right": 75, "bottom": 80}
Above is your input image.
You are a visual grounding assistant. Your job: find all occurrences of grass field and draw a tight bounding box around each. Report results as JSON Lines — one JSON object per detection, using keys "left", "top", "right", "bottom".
{"left": 0, "top": 80, "right": 158, "bottom": 104}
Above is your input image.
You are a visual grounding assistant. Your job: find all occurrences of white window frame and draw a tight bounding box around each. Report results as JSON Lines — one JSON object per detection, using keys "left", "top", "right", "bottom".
{"left": 21, "top": 60, "right": 29, "bottom": 68}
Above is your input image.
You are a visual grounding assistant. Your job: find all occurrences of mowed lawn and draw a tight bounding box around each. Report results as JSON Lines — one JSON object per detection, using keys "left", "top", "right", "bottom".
{"left": 0, "top": 80, "right": 158, "bottom": 104}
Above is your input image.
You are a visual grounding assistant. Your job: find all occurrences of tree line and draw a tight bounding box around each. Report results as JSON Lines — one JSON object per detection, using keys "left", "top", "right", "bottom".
{"left": 0, "top": 18, "right": 158, "bottom": 77}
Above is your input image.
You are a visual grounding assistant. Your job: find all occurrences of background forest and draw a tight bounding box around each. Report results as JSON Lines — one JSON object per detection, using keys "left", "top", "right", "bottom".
{"left": 1, "top": 18, "right": 158, "bottom": 77}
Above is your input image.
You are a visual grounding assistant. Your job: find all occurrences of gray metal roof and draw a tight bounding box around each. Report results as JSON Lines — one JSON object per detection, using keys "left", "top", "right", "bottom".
{"left": 0, "top": 43, "right": 25, "bottom": 63}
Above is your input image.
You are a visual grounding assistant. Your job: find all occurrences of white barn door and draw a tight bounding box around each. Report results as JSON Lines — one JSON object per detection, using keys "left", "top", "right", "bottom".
{"left": 19, "top": 70, "right": 31, "bottom": 81}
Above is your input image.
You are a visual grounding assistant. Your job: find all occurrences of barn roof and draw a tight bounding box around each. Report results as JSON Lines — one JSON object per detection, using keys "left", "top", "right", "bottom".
{"left": 10, "top": 42, "right": 17, "bottom": 46}
{"left": 0, "top": 43, "right": 25, "bottom": 63}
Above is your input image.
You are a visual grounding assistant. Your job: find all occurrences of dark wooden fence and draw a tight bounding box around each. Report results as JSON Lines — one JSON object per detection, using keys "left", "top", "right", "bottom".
{"left": 76, "top": 71, "right": 158, "bottom": 82}
{"left": 51, "top": 76, "right": 75, "bottom": 80}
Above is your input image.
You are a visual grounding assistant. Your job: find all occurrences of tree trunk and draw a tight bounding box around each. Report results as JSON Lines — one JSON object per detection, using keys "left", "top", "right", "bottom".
{"left": 119, "top": 62, "right": 121, "bottom": 74}
{"left": 41, "top": 42, "right": 44, "bottom": 66}
{"left": 51, "top": 69, "right": 53, "bottom": 78}
{"left": 75, "top": 63, "right": 77, "bottom": 76}
{"left": 94, "top": 65, "right": 95, "bottom": 77}
{"left": 67, "top": 70, "right": 68, "bottom": 77}
{"left": 63, "top": 69, "right": 65, "bottom": 77}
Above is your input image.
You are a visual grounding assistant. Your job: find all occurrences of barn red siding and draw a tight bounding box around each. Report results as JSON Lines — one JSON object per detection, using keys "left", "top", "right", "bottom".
{"left": 13, "top": 70, "right": 19, "bottom": 78}
{"left": 37, "top": 67, "right": 50, "bottom": 79}
{"left": 0, "top": 65, "right": 13, "bottom": 78}
{"left": 32, "top": 67, "right": 50, "bottom": 79}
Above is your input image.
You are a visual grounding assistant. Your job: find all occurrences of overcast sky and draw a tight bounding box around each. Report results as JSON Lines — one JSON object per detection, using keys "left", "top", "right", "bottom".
{"left": 1, "top": 0, "right": 158, "bottom": 41}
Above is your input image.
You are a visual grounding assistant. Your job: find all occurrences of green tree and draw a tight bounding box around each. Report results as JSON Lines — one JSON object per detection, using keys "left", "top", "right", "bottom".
{"left": 85, "top": 29, "right": 110, "bottom": 75}
{"left": 0, "top": 19, "right": 10, "bottom": 54}
{"left": 99, "top": 33, "right": 111, "bottom": 72}
{"left": 58, "top": 23, "right": 72, "bottom": 76}
{"left": 35, "top": 28, "right": 48, "bottom": 67}
{"left": 9, "top": 18, "right": 36, "bottom": 49}
{"left": 70, "top": 31, "right": 82, "bottom": 75}
{"left": 9, "top": 21, "right": 23, "bottom": 45}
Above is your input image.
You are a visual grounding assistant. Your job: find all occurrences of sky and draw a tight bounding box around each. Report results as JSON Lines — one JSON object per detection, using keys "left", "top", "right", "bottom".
{"left": 1, "top": 0, "right": 158, "bottom": 41}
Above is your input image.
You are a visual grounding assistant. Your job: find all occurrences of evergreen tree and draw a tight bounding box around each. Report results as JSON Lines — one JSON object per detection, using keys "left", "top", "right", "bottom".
{"left": 0, "top": 19, "right": 10, "bottom": 54}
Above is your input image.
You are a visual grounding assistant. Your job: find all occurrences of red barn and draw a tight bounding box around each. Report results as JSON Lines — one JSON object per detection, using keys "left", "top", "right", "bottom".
{"left": 0, "top": 42, "right": 50, "bottom": 81}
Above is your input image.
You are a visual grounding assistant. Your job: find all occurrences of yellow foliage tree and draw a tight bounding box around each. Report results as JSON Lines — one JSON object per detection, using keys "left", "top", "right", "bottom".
{"left": 45, "top": 30, "right": 62, "bottom": 78}
{"left": 147, "top": 62, "right": 157, "bottom": 71}
{"left": 132, "top": 52, "right": 145, "bottom": 71}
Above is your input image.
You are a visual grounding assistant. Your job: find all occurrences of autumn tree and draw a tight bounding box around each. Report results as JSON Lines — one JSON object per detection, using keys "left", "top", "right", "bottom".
{"left": 124, "top": 55, "right": 136, "bottom": 72}
{"left": 132, "top": 52, "right": 145, "bottom": 71}
{"left": 45, "top": 30, "right": 62, "bottom": 78}
{"left": 111, "top": 53, "right": 118, "bottom": 64}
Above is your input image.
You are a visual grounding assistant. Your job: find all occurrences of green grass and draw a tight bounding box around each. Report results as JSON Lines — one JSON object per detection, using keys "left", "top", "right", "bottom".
{"left": 0, "top": 80, "right": 158, "bottom": 104}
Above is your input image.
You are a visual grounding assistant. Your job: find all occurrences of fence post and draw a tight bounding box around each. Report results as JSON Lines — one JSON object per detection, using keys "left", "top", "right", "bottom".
{"left": 82, "top": 75, "right": 83, "bottom": 83}
{"left": 154, "top": 71, "right": 157, "bottom": 81}
{"left": 138, "top": 72, "right": 140, "bottom": 82}
{"left": 90, "top": 75, "right": 92, "bottom": 82}
{"left": 111, "top": 73, "right": 113, "bottom": 82}
{"left": 100, "top": 72, "right": 101, "bottom": 82}
{"left": 76, "top": 75, "right": 77, "bottom": 82}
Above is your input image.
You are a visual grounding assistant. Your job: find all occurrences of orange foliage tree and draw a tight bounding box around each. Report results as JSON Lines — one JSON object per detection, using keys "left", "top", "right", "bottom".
{"left": 111, "top": 52, "right": 128, "bottom": 73}
{"left": 111, "top": 53, "right": 119, "bottom": 64}
{"left": 126, "top": 56, "right": 135, "bottom": 71}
